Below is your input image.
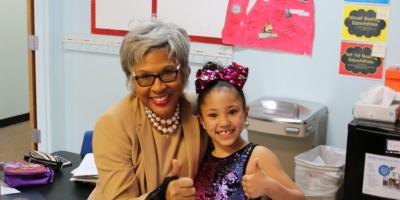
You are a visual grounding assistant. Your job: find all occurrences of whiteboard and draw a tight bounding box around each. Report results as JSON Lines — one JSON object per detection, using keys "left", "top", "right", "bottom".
{"left": 91, "top": 0, "right": 228, "bottom": 44}
{"left": 156, "top": 0, "right": 229, "bottom": 43}
{"left": 91, "top": 0, "right": 153, "bottom": 35}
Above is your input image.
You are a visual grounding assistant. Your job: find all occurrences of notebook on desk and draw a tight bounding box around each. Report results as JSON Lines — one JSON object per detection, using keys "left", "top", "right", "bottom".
{"left": 70, "top": 153, "right": 98, "bottom": 183}
{"left": 2, "top": 191, "right": 45, "bottom": 200}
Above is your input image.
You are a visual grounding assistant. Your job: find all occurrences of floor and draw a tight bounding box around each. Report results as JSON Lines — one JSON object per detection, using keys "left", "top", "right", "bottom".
{"left": 0, "top": 121, "right": 32, "bottom": 162}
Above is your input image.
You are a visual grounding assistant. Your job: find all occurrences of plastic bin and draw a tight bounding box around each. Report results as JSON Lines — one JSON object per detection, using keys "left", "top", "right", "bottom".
{"left": 385, "top": 68, "right": 400, "bottom": 92}
{"left": 295, "top": 145, "right": 346, "bottom": 198}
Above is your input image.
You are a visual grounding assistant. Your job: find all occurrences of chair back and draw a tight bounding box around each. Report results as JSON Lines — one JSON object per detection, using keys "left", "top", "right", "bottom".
{"left": 80, "top": 130, "right": 93, "bottom": 157}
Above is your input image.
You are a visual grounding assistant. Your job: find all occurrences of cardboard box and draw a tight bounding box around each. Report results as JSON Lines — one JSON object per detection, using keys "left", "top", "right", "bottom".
{"left": 353, "top": 101, "right": 400, "bottom": 123}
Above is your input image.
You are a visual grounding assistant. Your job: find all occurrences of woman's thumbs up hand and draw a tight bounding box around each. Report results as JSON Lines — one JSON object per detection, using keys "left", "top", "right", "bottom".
{"left": 165, "top": 159, "right": 196, "bottom": 200}
{"left": 168, "top": 159, "right": 183, "bottom": 177}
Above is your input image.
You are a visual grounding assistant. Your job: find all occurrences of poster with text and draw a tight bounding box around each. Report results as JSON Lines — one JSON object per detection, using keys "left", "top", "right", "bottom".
{"left": 339, "top": 41, "right": 384, "bottom": 79}
{"left": 362, "top": 153, "right": 400, "bottom": 199}
{"left": 342, "top": 4, "right": 389, "bottom": 42}
{"left": 344, "top": 0, "right": 389, "bottom": 4}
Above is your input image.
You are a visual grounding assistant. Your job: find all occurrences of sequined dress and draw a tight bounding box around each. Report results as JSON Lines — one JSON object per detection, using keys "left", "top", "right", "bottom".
{"left": 194, "top": 143, "right": 257, "bottom": 200}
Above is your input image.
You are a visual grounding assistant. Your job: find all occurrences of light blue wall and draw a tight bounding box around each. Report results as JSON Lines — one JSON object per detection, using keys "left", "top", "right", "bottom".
{"left": 45, "top": 0, "right": 400, "bottom": 153}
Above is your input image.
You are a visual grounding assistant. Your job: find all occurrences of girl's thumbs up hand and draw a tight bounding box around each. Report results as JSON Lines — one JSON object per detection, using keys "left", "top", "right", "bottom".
{"left": 242, "top": 158, "right": 272, "bottom": 198}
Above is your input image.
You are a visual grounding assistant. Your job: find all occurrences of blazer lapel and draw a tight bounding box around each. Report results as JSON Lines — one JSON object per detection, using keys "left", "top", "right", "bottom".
{"left": 131, "top": 97, "right": 160, "bottom": 190}
{"left": 180, "top": 99, "right": 201, "bottom": 178}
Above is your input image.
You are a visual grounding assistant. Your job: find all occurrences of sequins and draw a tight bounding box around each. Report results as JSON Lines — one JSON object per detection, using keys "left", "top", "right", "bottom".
{"left": 194, "top": 143, "right": 256, "bottom": 200}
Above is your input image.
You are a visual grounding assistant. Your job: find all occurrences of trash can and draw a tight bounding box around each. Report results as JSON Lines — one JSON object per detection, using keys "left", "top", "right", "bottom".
{"left": 295, "top": 145, "right": 346, "bottom": 199}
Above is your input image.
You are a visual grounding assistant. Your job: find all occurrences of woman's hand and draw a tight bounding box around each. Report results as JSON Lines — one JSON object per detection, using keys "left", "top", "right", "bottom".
{"left": 165, "top": 159, "right": 196, "bottom": 200}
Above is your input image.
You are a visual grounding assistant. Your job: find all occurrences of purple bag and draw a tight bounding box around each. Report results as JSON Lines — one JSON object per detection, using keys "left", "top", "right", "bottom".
{"left": 3, "top": 161, "right": 54, "bottom": 187}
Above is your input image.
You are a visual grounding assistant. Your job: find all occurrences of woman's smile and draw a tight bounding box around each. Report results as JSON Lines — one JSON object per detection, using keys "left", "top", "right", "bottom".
{"left": 150, "top": 95, "right": 170, "bottom": 106}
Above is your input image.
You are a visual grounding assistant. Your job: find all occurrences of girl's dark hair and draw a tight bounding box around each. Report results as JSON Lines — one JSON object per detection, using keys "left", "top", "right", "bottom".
{"left": 196, "top": 62, "right": 246, "bottom": 115}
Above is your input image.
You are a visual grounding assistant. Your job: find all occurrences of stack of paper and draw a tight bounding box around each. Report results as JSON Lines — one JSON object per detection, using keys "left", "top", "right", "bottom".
{"left": 1, "top": 181, "right": 20, "bottom": 195}
{"left": 70, "top": 153, "right": 98, "bottom": 183}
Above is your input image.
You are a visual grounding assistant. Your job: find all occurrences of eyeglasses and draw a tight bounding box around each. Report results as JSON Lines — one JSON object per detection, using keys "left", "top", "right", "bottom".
{"left": 132, "top": 65, "right": 180, "bottom": 87}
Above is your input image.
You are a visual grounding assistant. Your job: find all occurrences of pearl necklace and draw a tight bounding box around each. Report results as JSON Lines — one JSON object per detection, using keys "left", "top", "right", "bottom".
{"left": 144, "top": 105, "right": 180, "bottom": 135}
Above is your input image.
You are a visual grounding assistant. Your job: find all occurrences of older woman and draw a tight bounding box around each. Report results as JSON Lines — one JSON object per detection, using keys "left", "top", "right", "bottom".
{"left": 88, "top": 21, "right": 208, "bottom": 200}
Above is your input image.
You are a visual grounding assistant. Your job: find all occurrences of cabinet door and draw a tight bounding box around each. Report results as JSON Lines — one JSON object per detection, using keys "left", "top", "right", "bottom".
{"left": 343, "top": 122, "right": 400, "bottom": 200}
{"left": 0, "top": 0, "right": 29, "bottom": 120}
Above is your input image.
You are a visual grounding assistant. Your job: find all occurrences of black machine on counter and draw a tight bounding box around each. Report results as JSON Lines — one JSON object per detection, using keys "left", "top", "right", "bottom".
{"left": 343, "top": 119, "right": 400, "bottom": 200}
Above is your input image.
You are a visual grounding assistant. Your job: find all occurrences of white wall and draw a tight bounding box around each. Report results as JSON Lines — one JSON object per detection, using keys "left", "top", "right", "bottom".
{"left": 0, "top": 1, "right": 29, "bottom": 120}
{"left": 36, "top": 0, "right": 400, "bottom": 153}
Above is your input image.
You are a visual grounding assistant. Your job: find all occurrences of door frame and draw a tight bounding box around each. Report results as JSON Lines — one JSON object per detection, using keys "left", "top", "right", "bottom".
{"left": 32, "top": 0, "right": 52, "bottom": 152}
{"left": 27, "top": 0, "right": 37, "bottom": 150}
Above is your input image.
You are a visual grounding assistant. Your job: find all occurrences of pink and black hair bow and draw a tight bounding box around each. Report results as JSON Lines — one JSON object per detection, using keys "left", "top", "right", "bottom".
{"left": 195, "top": 62, "right": 249, "bottom": 94}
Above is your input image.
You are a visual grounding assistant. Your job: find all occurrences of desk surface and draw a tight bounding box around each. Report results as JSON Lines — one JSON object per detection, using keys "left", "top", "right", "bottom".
{"left": 2, "top": 151, "right": 95, "bottom": 199}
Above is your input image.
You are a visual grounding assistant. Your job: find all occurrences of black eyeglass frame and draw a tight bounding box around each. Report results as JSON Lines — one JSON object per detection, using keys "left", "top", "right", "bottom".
{"left": 132, "top": 65, "right": 181, "bottom": 87}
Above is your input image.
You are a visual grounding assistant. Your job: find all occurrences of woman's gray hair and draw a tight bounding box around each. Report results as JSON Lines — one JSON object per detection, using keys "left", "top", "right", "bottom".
{"left": 120, "top": 20, "right": 190, "bottom": 85}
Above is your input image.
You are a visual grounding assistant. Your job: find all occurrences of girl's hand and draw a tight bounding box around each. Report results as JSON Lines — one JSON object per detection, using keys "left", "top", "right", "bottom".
{"left": 242, "top": 158, "right": 275, "bottom": 198}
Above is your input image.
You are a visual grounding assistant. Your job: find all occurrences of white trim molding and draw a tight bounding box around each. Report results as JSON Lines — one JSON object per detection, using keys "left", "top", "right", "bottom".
{"left": 34, "top": 0, "right": 52, "bottom": 152}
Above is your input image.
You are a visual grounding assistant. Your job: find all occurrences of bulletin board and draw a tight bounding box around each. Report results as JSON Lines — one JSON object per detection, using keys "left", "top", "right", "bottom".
{"left": 91, "top": 0, "right": 228, "bottom": 44}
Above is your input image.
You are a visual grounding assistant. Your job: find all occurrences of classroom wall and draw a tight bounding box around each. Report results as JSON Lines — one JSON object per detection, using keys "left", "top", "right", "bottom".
{"left": 39, "top": 0, "right": 400, "bottom": 153}
{"left": 0, "top": 1, "right": 29, "bottom": 120}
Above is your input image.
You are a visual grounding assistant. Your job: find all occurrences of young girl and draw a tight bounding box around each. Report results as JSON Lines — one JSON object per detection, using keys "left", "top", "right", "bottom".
{"left": 194, "top": 62, "right": 305, "bottom": 200}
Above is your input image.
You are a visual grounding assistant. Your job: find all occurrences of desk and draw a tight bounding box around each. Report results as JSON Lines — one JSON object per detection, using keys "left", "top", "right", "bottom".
{"left": 1, "top": 151, "right": 95, "bottom": 199}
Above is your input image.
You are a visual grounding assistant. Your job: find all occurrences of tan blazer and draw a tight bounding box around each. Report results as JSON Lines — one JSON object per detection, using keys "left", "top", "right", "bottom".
{"left": 88, "top": 94, "right": 208, "bottom": 200}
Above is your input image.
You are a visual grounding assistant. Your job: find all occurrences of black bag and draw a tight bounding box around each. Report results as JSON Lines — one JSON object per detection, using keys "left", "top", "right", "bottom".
{"left": 24, "top": 151, "right": 63, "bottom": 170}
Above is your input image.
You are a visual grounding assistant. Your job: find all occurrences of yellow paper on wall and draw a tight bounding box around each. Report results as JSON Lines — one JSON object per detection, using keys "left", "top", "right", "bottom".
{"left": 341, "top": 4, "right": 389, "bottom": 42}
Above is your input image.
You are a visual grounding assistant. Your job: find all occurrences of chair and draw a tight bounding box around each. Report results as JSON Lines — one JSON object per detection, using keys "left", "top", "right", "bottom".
{"left": 80, "top": 130, "right": 93, "bottom": 157}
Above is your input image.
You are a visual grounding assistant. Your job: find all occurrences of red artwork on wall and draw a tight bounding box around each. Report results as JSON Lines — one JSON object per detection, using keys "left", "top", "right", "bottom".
{"left": 222, "top": 0, "right": 315, "bottom": 55}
